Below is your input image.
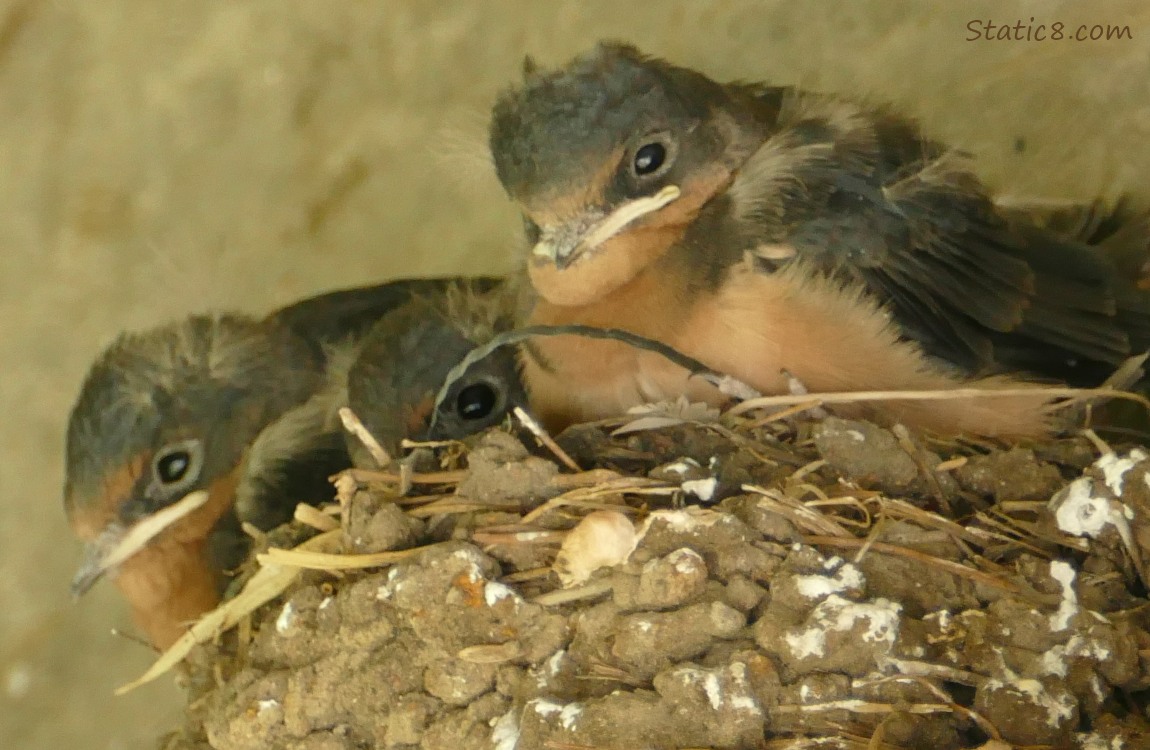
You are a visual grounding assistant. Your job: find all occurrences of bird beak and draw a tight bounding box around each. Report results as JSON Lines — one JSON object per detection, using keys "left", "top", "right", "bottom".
{"left": 531, "top": 184, "right": 681, "bottom": 269}
{"left": 70, "top": 490, "right": 210, "bottom": 598}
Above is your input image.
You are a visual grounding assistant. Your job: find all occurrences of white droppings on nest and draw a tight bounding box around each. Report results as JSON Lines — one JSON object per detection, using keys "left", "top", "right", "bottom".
{"left": 1049, "top": 560, "right": 1079, "bottom": 631}
{"left": 794, "top": 562, "right": 865, "bottom": 599}
{"left": 529, "top": 698, "right": 563, "bottom": 717}
{"left": 988, "top": 675, "right": 1077, "bottom": 728}
{"left": 846, "top": 429, "right": 866, "bottom": 442}
{"left": 553, "top": 510, "right": 637, "bottom": 587}
{"left": 636, "top": 508, "right": 731, "bottom": 542}
{"left": 464, "top": 562, "right": 484, "bottom": 583}
{"left": 1041, "top": 635, "right": 1111, "bottom": 678}
{"left": 529, "top": 697, "right": 582, "bottom": 728}
{"left": 784, "top": 595, "right": 901, "bottom": 660}
{"left": 924, "top": 609, "right": 952, "bottom": 630}
{"left": 484, "top": 581, "right": 520, "bottom": 607}
{"left": 681, "top": 477, "right": 718, "bottom": 502}
{"left": 532, "top": 649, "right": 567, "bottom": 689}
{"left": 666, "top": 547, "right": 705, "bottom": 575}
{"left": 1089, "top": 673, "right": 1107, "bottom": 705}
{"left": 1076, "top": 732, "right": 1126, "bottom": 750}
{"left": 318, "top": 596, "right": 333, "bottom": 610}
{"left": 490, "top": 709, "right": 520, "bottom": 750}
{"left": 1095, "top": 448, "right": 1147, "bottom": 495}
{"left": 726, "top": 663, "right": 760, "bottom": 713}
{"left": 677, "top": 663, "right": 761, "bottom": 714}
{"left": 703, "top": 671, "right": 723, "bottom": 710}
{"left": 376, "top": 567, "right": 405, "bottom": 600}
{"left": 663, "top": 458, "right": 702, "bottom": 475}
{"left": 274, "top": 602, "right": 294, "bottom": 634}
{"left": 514, "top": 531, "right": 551, "bottom": 542}
{"left": 449, "top": 547, "right": 492, "bottom": 569}
{"left": 1051, "top": 478, "right": 1133, "bottom": 538}
{"left": 558, "top": 703, "right": 582, "bottom": 730}
{"left": 256, "top": 699, "right": 279, "bottom": 715}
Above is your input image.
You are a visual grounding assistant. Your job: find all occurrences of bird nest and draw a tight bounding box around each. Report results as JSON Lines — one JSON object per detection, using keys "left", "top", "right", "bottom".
{"left": 149, "top": 404, "right": 1150, "bottom": 750}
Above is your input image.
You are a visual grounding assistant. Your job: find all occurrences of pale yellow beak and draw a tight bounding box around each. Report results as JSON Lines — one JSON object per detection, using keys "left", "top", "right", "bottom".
{"left": 531, "top": 185, "right": 681, "bottom": 268}
{"left": 70, "top": 490, "right": 210, "bottom": 598}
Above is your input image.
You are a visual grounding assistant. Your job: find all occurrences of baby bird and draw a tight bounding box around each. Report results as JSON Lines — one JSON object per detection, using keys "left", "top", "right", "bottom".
{"left": 64, "top": 277, "right": 472, "bottom": 647}
{"left": 342, "top": 279, "right": 525, "bottom": 466}
{"left": 488, "top": 42, "right": 1150, "bottom": 437}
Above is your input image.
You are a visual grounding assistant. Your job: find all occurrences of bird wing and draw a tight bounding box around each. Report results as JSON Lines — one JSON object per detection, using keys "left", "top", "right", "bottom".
{"left": 728, "top": 94, "right": 1150, "bottom": 383}
{"left": 266, "top": 277, "right": 503, "bottom": 351}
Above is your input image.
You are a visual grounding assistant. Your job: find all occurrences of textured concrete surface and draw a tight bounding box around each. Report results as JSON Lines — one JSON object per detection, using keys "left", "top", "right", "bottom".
{"left": 0, "top": 1, "right": 1146, "bottom": 748}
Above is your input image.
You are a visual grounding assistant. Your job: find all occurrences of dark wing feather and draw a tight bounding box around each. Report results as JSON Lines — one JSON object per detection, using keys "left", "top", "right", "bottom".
{"left": 266, "top": 277, "right": 503, "bottom": 351}
{"left": 730, "top": 94, "right": 1150, "bottom": 384}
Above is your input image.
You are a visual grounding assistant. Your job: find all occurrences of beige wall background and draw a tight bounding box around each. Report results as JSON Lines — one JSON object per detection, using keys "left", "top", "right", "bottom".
{"left": 1, "top": 1, "right": 1147, "bottom": 747}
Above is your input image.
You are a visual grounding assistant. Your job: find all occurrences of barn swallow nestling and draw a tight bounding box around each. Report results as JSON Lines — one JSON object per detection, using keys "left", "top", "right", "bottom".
{"left": 488, "top": 41, "right": 1150, "bottom": 437}
{"left": 63, "top": 277, "right": 477, "bottom": 648}
{"left": 343, "top": 278, "right": 726, "bottom": 465}
{"left": 343, "top": 279, "right": 525, "bottom": 466}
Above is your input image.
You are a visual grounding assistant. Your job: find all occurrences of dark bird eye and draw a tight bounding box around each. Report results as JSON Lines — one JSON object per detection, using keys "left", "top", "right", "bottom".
{"left": 157, "top": 450, "right": 190, "bottom": 484}
{"left": 633, "top": 142, "right": 667, "bottom": 176}
{"left": 456, "top": 382, "right": 498, "bottom": 421}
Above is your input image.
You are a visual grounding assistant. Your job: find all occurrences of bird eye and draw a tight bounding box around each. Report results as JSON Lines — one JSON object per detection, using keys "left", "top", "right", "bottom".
{"left": 152, "top": 439, "right": 203, "bottom": 489}
{"left": 157, "top": 450, "right": 190, "bottom": 484}
{"left": 456, "top": 382, "right": 498, "bottom": 421}
{"left": 633, "top": 141, "right": 667, "bottom": 177}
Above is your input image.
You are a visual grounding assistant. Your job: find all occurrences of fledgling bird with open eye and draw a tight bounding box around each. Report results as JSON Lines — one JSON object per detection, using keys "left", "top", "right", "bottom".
{"left": 63, "top": 277, "right": 479, "bottom": 648}
{"left": 343, "top": 279, "right": 526, "bottom": 467}
{"left": 489, "top": 42, "right": 1150, "bottom": 437}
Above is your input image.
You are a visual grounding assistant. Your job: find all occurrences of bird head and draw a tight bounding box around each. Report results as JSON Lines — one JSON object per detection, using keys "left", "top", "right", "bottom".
{"left": 489, "top": 42, "right": 768, "bottom": 305}
{"left": 63, "top": 314, "right": 323, "bottom": 647}
{"left": 345, "top": 284, "right": 524, "bottom": 465}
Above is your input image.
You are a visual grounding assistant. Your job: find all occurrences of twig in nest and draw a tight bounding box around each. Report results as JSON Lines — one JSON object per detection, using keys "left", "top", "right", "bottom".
{"left": 876, "top": 657, "right": 986, "bottom": 688}
{"left": 240, "top": 522, "right": 266, "bottom": 544}
{"left": 405, "top": 499, "right": 523, "bottom": 518}
{"left": 803, "top": 535, "right": 1058, "bottom": 605}
{"left": 789, "top": 459, "right": 826, "bottom": 483}
{"left": 471, "top": 529, "right": 567, "bottom": 546}
{"left": 933, "top": 456, "right": 967, "bottom": 472}
{"left": 774, "top": 699, "right": 955, "bottom": 715}
{"left": 257, "top": 542, "right": 443, "bottom": 570}
{"left": 458, "top": 642, "right": 522, "bottom": 664}
{"left": 503, "top": 567, "right": 554, "bottom": 583}
{"left": 533, "top": 579, "right": 614, "bottom": 606}
{"left": 578, "top": 661, "right": 649, "bottom": 688}
{"left": 1081, "top": 427, "right": 1113, "bottom": 456}
{"left": 116, "top": 529, "right": 342, "bottom": 694}
{"left": 332, "top": 471, "right": 358, "bottom": 506}
{"left": 872, "top": 673, "right": 1002, "bottom": 741}
{"left": 745, "top": 399, "right": 826, "bottom": 427}
{"left": 743, "top": 484, "right": 855, "bottom": 538}
{"left": 727, "top": 384, "right": 1150, "bottom": 417}
{"left": 520, "top": 479, "right": 674, "bottom": 524}
{"left": 293, "top": 503, "right": 339, "bottom": 532}
{"left": 892, "top": 424, "right": 953, "bottom": 516}
{"left": 338, "top": 407, "right": 392, "bottom": 467}
{"left": 340, "top": 467, "right": 468, "bottom": 486}
{"left": 514, "top": 406, "right": 580, "bottom": 471}
{"left": 400, "top": 437, "right": 462, "bottom": 450}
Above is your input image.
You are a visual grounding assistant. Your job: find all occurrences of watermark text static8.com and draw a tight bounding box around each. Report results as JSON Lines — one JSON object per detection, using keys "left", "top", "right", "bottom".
{"left": 966, "top": 19, "right": 1132, "bottom": 42}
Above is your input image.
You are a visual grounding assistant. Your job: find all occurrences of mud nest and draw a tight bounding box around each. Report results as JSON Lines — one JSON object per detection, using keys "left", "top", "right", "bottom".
{"left": 153, "top": 409, "right": 1150, "bottom": 750}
